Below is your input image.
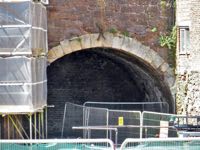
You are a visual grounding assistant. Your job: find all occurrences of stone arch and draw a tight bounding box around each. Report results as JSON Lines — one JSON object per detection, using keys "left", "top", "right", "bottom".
{"left": 47, "top": 33, "right": 177, "bottom": 141}
{"left": 48, "top": 32, "right": 175, "bottom": 93}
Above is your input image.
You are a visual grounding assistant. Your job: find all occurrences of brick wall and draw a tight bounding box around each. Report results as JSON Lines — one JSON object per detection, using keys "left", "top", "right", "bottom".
{"left": 47, "top": 0, "right": 174, "bottom": 60}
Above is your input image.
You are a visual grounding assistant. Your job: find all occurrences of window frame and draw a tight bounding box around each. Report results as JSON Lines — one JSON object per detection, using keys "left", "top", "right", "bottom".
{"left": 179, "top": 26, "right": 190, "bottom": 55}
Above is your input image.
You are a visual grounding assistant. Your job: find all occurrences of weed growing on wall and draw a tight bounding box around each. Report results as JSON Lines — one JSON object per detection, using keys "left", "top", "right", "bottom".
{"left": 160, "top": 26, "right": 176, "bottom": 50}
{"left": 159, "top": 26, "right": 177, "bottom": 68}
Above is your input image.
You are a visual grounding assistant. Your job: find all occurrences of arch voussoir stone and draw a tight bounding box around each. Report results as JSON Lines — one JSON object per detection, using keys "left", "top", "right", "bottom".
{"left": 69, "top": 37, "right": 82, "bottom": 52}
{"left": 48, "top": 33, "right": 175, "bottom": 91}
{"left": 112, "top": 35, "right": 124, "bottom": 50}
{"left": 80, "top": 34, "right": 91, "bottom": 49}
{"left": 60, "top": 39, "right": 72, "bottom": 54}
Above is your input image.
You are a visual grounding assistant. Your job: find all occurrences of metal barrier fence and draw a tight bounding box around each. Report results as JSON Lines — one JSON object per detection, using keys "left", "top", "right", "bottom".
{"left": 62, "top": 102, "right": 200, "bottom": 147}
{"left": 84, "top": 101, "right": 169, "bottom": 113}
{"left": 0, "top": 139, "right": 114, "bottom": 150}
{"left": 83, "top": 105, "right": 109, "bottom": 139}
{"left": 2, "top": 137, "right": 200, "bottom": 150}
{"left": 108, "top": 110, "right": 141, "bottom": 143}
{"left": 120, "top": 137, "right": 200, "bottom": 150}
{"left": 142, "top": 111, "right": 178, "bottom": 138}
{"left": 61, "top": 102, "right": 108, "bottom": 139}
{"left": 62, "top": 102, "right": 142, "bottom": 145}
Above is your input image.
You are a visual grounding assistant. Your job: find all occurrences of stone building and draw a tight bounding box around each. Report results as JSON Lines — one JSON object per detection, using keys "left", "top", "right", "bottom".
{"left": 176, "top": 0, "right": 200, "bottom": 116}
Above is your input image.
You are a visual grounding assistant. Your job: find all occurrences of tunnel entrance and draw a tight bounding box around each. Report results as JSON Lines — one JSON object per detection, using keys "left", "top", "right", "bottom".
{"left": 47, "top": 47, "right": 174, "bottom": 137}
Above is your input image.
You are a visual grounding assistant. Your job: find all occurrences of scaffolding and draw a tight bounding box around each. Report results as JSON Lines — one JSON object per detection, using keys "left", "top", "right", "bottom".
{"left": 0, "top": 0, "right": 47, "bottom": 55}
{"left": 0, "top": 0, "right": 48, "bottom": 139}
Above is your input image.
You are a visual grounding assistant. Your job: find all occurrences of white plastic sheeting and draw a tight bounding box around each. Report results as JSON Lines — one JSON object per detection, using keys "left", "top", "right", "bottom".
{"left": 0, "top": 0, "right": 47, "bottom": 55}
{"left": 0, "top": 56, "right": 47, "bottom": 113}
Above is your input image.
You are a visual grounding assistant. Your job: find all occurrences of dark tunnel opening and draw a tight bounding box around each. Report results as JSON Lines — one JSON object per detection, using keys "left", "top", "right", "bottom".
{"left": 47, "top": 48, "right": 174, "bottom": 138}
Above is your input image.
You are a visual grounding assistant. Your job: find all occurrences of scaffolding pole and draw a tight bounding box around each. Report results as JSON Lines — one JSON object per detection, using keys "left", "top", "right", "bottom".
{"left": 38, "top": 112, "right": 41, "bottom": 139}
{"left": 34, "top": 112, "right": 37, "bottom": 139}
{"left": 45, "top": 107, "right": 48, "bottom": 139}
{"left": 29, "top": 114, "right": 32, "bottom": 140}
{"left": 7, "top": 116, "right": 10, "bottom": 139}
{"left": 14, "top": 115, "right": 29, "bottom": 139}
{"left": 8, "top": 115, "right": 24, "bottom": 139}
{"left": 41, "top": 111, "right": 44, "bottom": 139}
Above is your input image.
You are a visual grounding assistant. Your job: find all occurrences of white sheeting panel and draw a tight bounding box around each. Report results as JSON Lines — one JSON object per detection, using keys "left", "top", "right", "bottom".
{"left": 0, "top": 82, "right": 47, "bottom": 113}
{"left": 0, "top": 1, "right": 47, "bottom": 54}
{"left": 0, "top": 1, "right": 30, "bottom": 25}
{"left": 0, "top": 56, "right": 47, "bottom": 113}
{"left": 0, "top": 56, "right": 46, "bottom": 82}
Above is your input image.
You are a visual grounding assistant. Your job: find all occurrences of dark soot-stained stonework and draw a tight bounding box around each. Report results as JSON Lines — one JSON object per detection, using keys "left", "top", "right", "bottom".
{"left": 47, "top": 48, "right": 172, "bottom": 137}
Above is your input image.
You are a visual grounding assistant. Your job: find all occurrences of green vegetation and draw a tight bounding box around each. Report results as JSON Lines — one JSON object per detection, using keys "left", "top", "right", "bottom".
{"left": 160, "top": 0, "right": 167, "bottom": 9}
{"left": 151, "top": 27, "right": 157, "bottom": 32}
{"left": 121, "top": 30, "right": 130, "bottom": 37}
{"left": 108, "top": 27, "right": 118, "bottom": 34}
{"left": 161, "top": 0, "right": 176, "bottom": 8}
{"left": 108, "top": 27, "right": 131, "bottom": 37}
{"left": 159, "top": 26, "right": 177, "bottom": 68}
{"left": 159, "top": 26, "right": 176, "bottom": 50}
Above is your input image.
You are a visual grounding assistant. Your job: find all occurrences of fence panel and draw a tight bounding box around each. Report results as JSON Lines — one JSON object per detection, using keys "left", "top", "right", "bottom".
{"left": 108, "top": 110, "right": 141, "bottom": 144}
{"left": 120, "top": 137, "right": 200, "bottom": 150}
{"left": 84, "top": 101, "right": 169, "bottom": 113}
{"left": 61, "top": 103, "right": 84, "bottom": 138}
{"left": 61, "top": 102, "right": 108, "bottom": 139}
{"left": 0, "top": 139, "right": 114, "bottom": 150}
{"left": 142, "top": 111, "right": 178, "bottom": 138}
{"left": 83, "top": 106, "right": 109, "bottom": 139}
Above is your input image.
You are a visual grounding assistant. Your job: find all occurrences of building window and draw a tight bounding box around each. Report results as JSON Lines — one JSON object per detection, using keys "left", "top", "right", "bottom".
{"left": 179, "top": 27, "right": 190, "bottom": 54}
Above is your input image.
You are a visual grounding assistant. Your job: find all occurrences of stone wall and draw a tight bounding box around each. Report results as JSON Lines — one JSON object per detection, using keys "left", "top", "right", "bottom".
{"left": 176, "top": 0, "right": 200, "bottom": 115}
{"left": 190, "top": 0, "right": 200, "bottom": 71}
{"left": 47, "top": 0, "right": 174, "bottom": 60}
{"left": 176, "top": 0, "right": 191, "bottom": 74}
{"left": 176, "top": 0, "right": 191, "bottom": 26}
{"left": 176, "top": 72, "right": 200, "bottom": 115}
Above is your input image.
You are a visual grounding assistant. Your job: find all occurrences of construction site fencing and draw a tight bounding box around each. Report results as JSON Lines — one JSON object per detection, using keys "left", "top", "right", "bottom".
{"left": 0, "top": 0, "right": 47, "bottom": 55}
{"left": 61, "top": 102, "right": 109, "bottom": 139}
{"left": 0, "top": 139, "right": 114, "bottom": 150}
{"left": 120, "top": 137, "right": 200, "bottom": 150}
{"left": 83, "top": 106, "right": 109, "bottom": 139}
{"left": 62, "top": 102, "right": 142, "bottom": 145}
{"left": 142, "top": 111, "right": 178, "bottom": 138}
{"left": 108, "top": 110, "right": 141, "bottom": 144}
{"left": 84, "top": 101, "right": 169, "bottom": 113}
{"left": 2, "top": 138, "right": 200, "bottom": 150}
{"left": 0, "top": 56, "right": 47, "bottom": 113}
{"left": 62, "top": 102, "right": 200, "bottom": 146}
